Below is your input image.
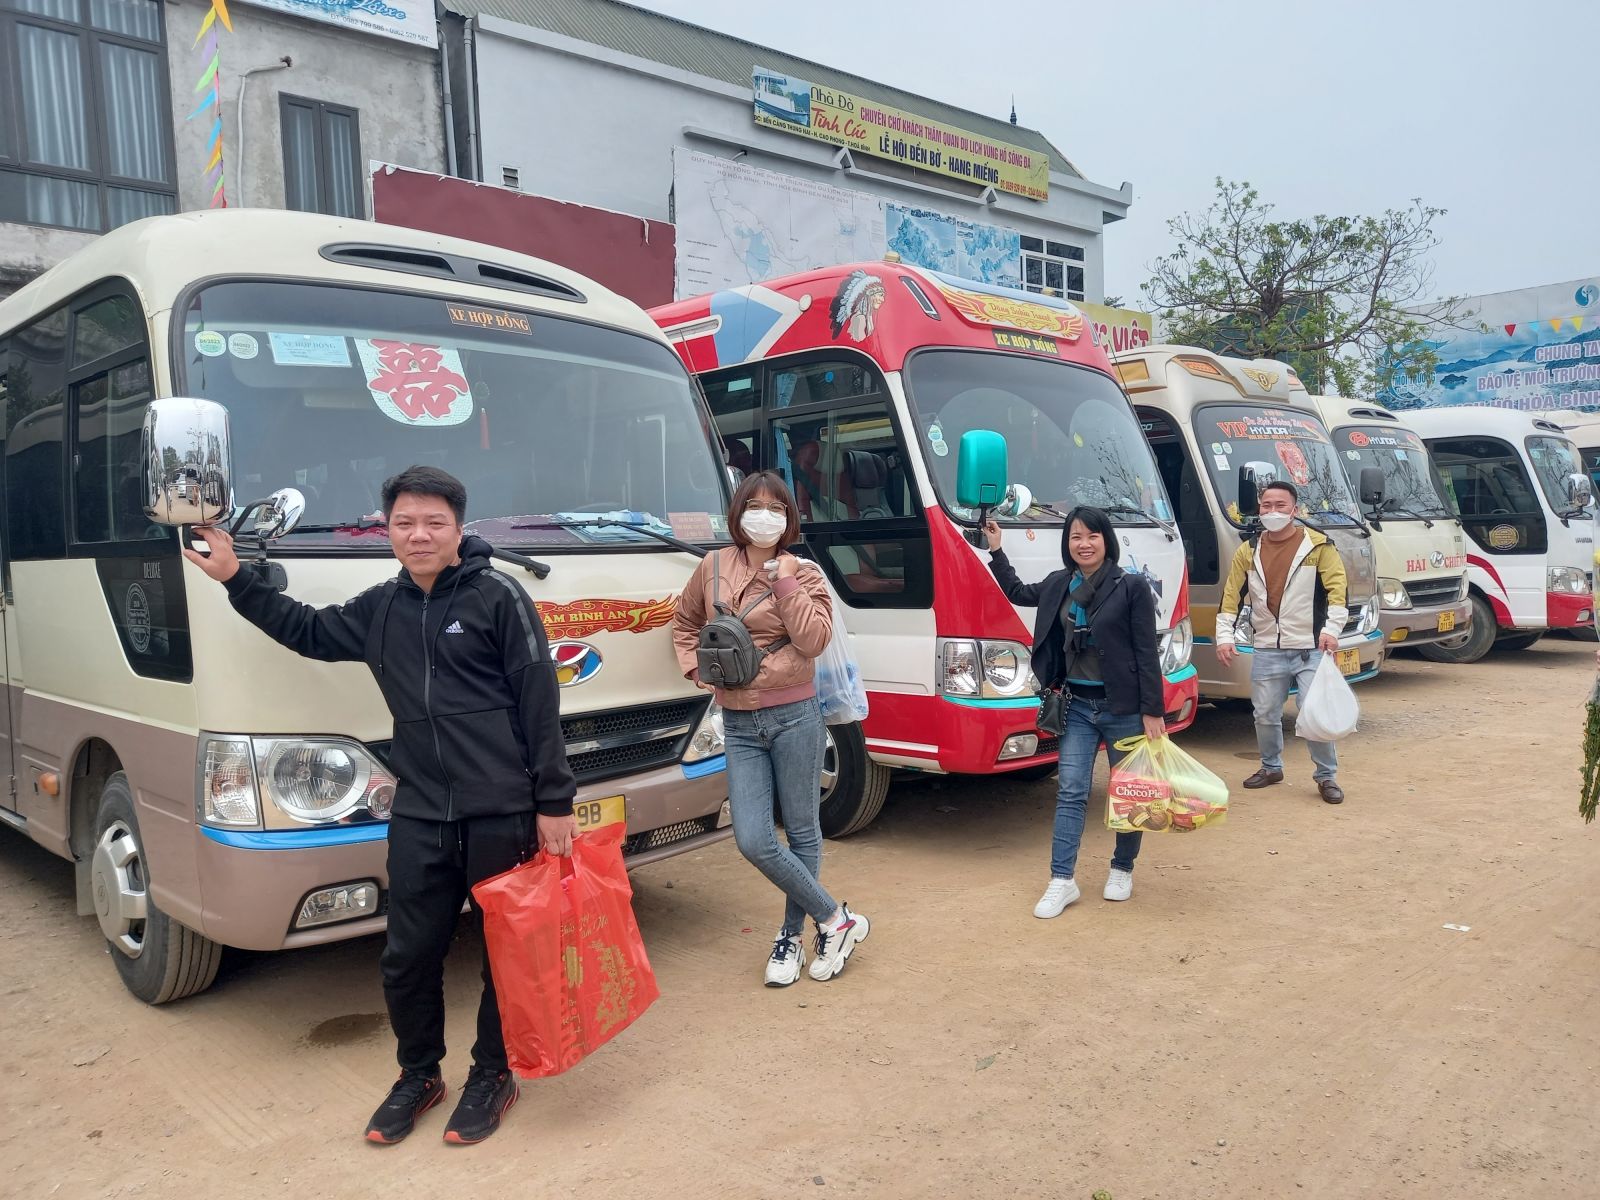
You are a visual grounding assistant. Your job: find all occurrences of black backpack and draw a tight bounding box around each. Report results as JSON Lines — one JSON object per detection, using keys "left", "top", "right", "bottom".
{"left": 696, "top": 552, "right": 790, "bottom": 689}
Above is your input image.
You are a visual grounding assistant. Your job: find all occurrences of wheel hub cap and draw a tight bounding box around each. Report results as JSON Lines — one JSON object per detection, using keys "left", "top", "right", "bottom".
{"left": 819, "top": 729, "right": 839, "bottom": 803}
{"left": 89, "top": 821, "right": 147, "bottom": 958}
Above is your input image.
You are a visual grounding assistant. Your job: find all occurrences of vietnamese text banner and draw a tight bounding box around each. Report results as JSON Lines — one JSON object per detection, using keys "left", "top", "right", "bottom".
{"left": 240, "top": 0, "right": 437, "bottom": 49}
{"left": 753, "top": 67, "right": 1048, "bottom": 201}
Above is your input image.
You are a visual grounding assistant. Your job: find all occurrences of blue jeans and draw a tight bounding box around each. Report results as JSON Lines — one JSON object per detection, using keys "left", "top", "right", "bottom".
{"left": 1250, "top": 649, "right": 1338, "bottom": 782}
{"left": 722, "top": 698, "right": 837, "bottom": 935}
{"left": 1053, "top": 695, "right": 1144, "bottom": 879}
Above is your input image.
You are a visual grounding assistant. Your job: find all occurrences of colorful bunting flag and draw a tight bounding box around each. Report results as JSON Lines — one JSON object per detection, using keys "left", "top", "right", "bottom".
{"left": 186, "top": 2, "right": 232, "bottom": 209}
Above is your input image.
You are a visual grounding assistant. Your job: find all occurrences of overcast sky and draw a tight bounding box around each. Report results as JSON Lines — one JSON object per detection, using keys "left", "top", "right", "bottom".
{"left": 647, "top": 0, "right": 1597, "bottom": 307}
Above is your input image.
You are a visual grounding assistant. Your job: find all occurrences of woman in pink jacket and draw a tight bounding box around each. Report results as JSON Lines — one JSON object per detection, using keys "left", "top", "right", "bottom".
{"left": 673, "top": 472, "right": 871, "bottom": 988}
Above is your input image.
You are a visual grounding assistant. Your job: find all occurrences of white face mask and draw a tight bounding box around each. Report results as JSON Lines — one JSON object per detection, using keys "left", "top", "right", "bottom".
{"left": 1259, "top": 511, "right": 1295, "bottom": 533}
{"left": 740, "top": 509, "right": 787, "bottom": 547}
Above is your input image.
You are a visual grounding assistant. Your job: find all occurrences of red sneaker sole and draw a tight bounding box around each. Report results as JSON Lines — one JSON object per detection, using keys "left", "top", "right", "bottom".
{"left": 364, "top": 1084, "right": 446, "bottom": 1144}
{"left": 443, "top": 1085, "right": 519, "bottom": 1145}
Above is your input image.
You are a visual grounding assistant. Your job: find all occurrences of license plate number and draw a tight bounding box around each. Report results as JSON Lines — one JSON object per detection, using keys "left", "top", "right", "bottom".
{"left": 1335, "top": 648, "right": 1361, "bottom": 677}
{"left": 1437, "top": 611, "right": 1456, "bottom": 633}
{"left": 574, "top": 794, "right": 625, "bottom": 832}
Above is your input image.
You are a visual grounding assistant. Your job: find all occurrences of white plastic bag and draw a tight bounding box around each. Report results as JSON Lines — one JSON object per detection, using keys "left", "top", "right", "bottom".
{"left": 1295, "top": 653, "right": 1359, "bottom": 741}
{"left": 800, "top": 564, "right": 868, "bottom": 726}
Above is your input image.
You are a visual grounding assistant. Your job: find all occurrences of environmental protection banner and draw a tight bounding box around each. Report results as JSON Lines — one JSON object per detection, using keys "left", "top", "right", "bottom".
{"left": 239, "top": 0, "right": 438, "bottom": 48}
{"left": 752, "top": 66, "right": 1049, "bottom": 201}
{"left": 1380, "top": 277, "right": 1600, "bottom": 413}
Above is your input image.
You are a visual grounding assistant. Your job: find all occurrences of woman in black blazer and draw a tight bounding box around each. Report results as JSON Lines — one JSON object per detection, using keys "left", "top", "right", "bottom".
{"left": 984, "top": 506, "right": 1166, "bottom": 918}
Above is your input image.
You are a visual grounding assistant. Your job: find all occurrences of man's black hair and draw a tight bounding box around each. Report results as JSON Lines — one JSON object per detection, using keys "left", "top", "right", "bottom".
{"left": 1061, "top": 505, "right": 1121, "bottom": 566}
{"left": 381, "top": 465, "right": 468, "bottom": 523}
{"left": 1260, "top": 479, "right": 1299, "bottom": 503}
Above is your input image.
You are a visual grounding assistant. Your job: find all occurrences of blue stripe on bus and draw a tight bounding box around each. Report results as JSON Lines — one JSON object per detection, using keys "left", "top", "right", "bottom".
{"left": 682, "top": 754, "right": 727, "bottom": 780}
{"left": 942, "top": 696, "right": 1043, "bottom": 709}
{"left": 200, "top": 823, "right": 390, "bottom": 850}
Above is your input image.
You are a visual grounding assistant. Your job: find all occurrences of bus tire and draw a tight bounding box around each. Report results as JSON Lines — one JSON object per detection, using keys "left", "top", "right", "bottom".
{"left": 1418, "top": 594, "right": 1496, "bottom": 665}
{"left": 1495, "top": 631, "right": 1543, "bottom": 651}
{"left": 91, "top": 773, "right": 221, "bottom": 1005}
{"left": 818, "top": 722, "right": 890, "bottom": 839}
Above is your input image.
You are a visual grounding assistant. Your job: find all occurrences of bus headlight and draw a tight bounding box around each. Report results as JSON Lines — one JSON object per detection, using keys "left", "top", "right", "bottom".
{"left": 683, "top": 702, "right": 726, "bottom": 763}
{"left": 1159, "top": 618, "right": 1193, "bottom": 674}
{"left": 1378, "top": 578, "right": 1412, "bottom": 610}
{"left": 1359, "top": 603, "right": 1381, "bottom": 635}
{"left": 1548, "top": 565, "right": 1589, "bottom": 595}
{"left": 939, "top": 639, "right": 1037, "bottom": 699}
{"left": 198, "top": 735, "right": 396, "bottom": 829}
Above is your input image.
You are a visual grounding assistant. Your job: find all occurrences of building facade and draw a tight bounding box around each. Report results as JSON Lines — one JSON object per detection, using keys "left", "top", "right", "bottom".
{"left": 0, "top": 0, "right": 446, "bottom": 300}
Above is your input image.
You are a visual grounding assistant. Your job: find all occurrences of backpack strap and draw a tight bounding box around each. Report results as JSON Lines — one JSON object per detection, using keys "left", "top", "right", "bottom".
{"left": 711, "top": 548, "right": 730, "bottom": 616}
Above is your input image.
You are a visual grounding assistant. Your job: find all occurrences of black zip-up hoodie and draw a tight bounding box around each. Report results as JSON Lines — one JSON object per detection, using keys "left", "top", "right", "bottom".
{"left": 224, "top": 535, "right": 575, "bottom": 821}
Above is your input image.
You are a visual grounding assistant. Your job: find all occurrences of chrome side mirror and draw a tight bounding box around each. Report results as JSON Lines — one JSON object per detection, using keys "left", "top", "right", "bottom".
{"left": 253, "top": 487, "right": 306, "bottom": 540}
{"left": 142, "top": 397, "right": 233, "bottom": 526}
{"left": 1568, "top": 471, "right": 1594, "bottom": 509}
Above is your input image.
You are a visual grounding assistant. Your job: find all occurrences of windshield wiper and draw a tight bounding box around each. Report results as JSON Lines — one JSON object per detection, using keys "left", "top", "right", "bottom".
{"left": 513, "top": 517, "right": 710, "bottom": 559}
{"left": 1375, "top": 501, "right": 1436, "bottom": 528}
{"left": 1098, "top": 503, "right": 1179, "bottom": 543}
{"left": 267, "top": 517, "right": 552, "bottom": 579}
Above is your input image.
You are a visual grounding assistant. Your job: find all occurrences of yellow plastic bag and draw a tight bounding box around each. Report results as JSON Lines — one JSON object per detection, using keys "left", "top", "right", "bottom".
{"left": 1107, "top": 736, "right": 1229, "bottom": 833}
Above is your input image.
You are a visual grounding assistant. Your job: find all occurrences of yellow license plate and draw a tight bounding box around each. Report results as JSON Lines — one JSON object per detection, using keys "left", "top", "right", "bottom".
{"left": 573, "top": 794, "right": 626, "bottom": 832}
{"left": 1335, "top": 648, "right": 1361, "bottom": 677}
{"left": 1437, "top": 611, "right": 1456, "bottom": 633}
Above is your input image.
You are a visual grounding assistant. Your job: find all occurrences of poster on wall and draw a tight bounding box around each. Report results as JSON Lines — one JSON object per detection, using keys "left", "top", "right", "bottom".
{"left": 752, "top": 66, "right": 1049, "bottom": 201}
{"left": 239, "top": 0, "right": 438, "bottom": 48}
{"left": 885, "top": 204, "right": 1020, "bottom": 288}
{"left": 1079, "top": 301, "right": 1154, "bottom": 356}
{"left": 1380, "top": 277, "right": 1600, "bottom": 413}
{"left": 672, "top": 149, "right": 884, "bottom": 297}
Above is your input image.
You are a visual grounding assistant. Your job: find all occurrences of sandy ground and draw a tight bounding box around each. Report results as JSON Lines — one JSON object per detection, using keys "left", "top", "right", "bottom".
{"left": 1, "top": 640, "right": 1597, "bottom": 1200}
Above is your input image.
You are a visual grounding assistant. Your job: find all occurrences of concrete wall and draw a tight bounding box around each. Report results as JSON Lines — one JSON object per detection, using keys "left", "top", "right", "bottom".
{"left": 466, "top": 15, "right": 1131, "bottom": 301}
{"left": 165, "top": 0, "right": 446, "bottom": 214}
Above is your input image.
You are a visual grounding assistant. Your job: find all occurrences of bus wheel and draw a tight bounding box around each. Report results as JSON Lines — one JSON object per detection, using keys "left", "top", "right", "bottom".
{"left": 818, "top": 722, "right": 890, "bottom": 839}
{"left": 1495, "top": 631, "right": 1544, "bottom": 651}
{"left": 91, "top": 773, "right": 221, "bottom": 1004}
{"left": 1418, "top": 595, "right": 1496, "bottom": 665}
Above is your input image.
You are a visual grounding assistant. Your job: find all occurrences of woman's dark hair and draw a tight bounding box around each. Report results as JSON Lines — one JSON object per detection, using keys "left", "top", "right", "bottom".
{"left": 1061, "top": 505, "right": 1120, "bottom": 565}
{"left": 1261, "top": 479, "right": 1300, "bottom": 502}
{"left": 729, "top": 470, "right": 802, "bottom": 549}
{"left": 382, "top": 465, "right": 467, "bottom": 523}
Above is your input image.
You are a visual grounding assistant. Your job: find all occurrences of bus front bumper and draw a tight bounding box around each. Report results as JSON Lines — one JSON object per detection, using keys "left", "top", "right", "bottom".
{"left": 1379, "top": 597, "right": 1473, "bottom": 648}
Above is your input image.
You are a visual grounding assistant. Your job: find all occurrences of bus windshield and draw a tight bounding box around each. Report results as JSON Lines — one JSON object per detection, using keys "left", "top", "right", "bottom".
{"left": 903, "top": 349, "right": 1173, "bottom": 525}
{"left": 1331, "top": 424, "right": 1452, "bottom": 519}
{"left": 1195, "top": 404, "right": 1362, "bottom": 527}
{"left": 179, "top": 282, "right": 730, "bottom": 548}
{"left": 1526, "top": 435, "right": 1589, "bottom": 512}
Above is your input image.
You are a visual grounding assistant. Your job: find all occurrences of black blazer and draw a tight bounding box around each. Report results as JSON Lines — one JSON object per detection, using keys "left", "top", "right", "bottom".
{"left": 988, "top": 549, "right": 1164, "bottom": 718}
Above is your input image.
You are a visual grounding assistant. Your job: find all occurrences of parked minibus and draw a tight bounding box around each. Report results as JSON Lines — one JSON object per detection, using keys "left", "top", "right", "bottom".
{"left": 1405, "top": 407, "right": 1594, "bottom": 660}
{"left": 653, "top": 265, "right": 1199, "bottom": 836}
{"left": 1309, "top": 396, "right": 1471, "bottom": 651}
{"left": 0, "top": 211, "right": 734, "bottom": 1002}
{"left": 1112, "top": 347, "right": 1385, "bottom": 699}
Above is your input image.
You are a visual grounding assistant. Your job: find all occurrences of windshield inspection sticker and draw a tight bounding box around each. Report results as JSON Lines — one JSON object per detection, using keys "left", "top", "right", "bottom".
{"left": 194, "top": 330, "right": 226, "bottom": 358}
{"left": 928, "top": 422, "right": 948, "bottom": 457}
{"left": 269, "top": 332, "right": 352, "bottom": 368}
{"left": 228, "top": 333, "right": 259, "bottom": 360}
{"left": 357, "top": 340, "right": 473, "bottom": 426}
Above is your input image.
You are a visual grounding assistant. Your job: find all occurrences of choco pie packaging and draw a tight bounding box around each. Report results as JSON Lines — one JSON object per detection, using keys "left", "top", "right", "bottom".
{"left": 1106, "top": 737, "right": 1230, "bottom": 833}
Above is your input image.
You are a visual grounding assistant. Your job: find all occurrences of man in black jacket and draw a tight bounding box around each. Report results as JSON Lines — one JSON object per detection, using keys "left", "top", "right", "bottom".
{"left": 184, "top": 465, "right": 576, "bottom": 1147}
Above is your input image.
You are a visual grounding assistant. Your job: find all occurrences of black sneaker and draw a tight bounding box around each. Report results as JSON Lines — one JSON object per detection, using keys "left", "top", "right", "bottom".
{"left": 364, "top": 1069, "right": 446, "bottom": 1144}
{"left": 443, "top": 1065, "right": 519, "bottom": 1145}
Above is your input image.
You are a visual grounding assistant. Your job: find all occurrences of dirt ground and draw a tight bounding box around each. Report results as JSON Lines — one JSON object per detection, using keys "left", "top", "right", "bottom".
{"left": 1, "top": 640, "right": 1596, "bottom": 1200}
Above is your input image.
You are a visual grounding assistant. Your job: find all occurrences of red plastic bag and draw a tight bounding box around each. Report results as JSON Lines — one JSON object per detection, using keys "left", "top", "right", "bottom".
{"left": 472, "top": 822, "right": 660, "bottom": 1079}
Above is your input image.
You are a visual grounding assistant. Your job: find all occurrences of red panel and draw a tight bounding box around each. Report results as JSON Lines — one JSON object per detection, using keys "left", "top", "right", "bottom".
{"left": 1547, "top": 591, "right": 1591, "bottom": 628}
{"left": 926, "top": 508, "right": 1030, "bottom": 640}
{"left": 371, "top": 167, "right": 675, "bottom": 309}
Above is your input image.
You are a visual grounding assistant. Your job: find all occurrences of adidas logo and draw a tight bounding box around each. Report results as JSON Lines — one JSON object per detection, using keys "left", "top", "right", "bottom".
{"left": 444, "top": 620, "right": 464, "bottom": 634}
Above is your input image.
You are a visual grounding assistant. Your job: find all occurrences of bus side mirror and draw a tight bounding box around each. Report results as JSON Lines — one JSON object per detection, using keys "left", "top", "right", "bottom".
{"left": 956, "top": 429, "right": 1008, "bottom": 509}
{"left": 1238, "top": 467, "right": 1260, "bottom": 517}
{"left": 1359, "top": 466, "right": 1386, "bottom": 508}
{"left": 142, "top": 397, "right": 233, "bottom": 526}
{"left": 253, "top": 487, "right": 306, "bottom": 540}
{"left": 1569, "top": 472, "right": 1594, "bottom": 509}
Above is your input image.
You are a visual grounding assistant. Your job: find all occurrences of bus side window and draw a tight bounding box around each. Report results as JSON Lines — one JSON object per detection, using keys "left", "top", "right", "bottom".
{"left": 70, "top": 293, "right": 159, "bottom": 546}
{"left": 1139, "top": 408, "right": 1220, "bottom": 585}
{"left": 701, "top": 367, "right": 762, "bottom": 475}
{"left": 4, "top": 308, "right": 69, "bottom": 562}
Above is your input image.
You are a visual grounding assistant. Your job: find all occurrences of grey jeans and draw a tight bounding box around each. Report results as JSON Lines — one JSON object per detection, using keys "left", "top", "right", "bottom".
{"left": 1250, "top": 648, "right": 1338, "bottom": 782}
{"left": 722, "top": 698, "right": 837, "bottom": 935}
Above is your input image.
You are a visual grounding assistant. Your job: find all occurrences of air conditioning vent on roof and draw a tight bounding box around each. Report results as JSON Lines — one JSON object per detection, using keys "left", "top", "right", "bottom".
{"left": 318, "top": 242, "right": 586, "bottom": 304}
{"left": 476, "top": 263, "right": 585, "bottom": 303}
{"left": 320, "top": 243, "right": 459, "bottom": 279}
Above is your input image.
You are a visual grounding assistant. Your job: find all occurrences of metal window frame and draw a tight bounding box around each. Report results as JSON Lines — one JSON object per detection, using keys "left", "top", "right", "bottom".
{"left": 1020, "top": 244, "right": 1088, "bottom": 302}
{"left": 0, "top": 1, "right": 178, "bottom": 233}
{"left": 278, "top": 92, "right": 365, "bottom": 219}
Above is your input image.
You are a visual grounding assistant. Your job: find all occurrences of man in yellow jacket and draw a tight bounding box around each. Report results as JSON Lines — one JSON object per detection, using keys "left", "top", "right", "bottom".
{"left": 1214, "top": 480, "right": 1350, "bottom": 804}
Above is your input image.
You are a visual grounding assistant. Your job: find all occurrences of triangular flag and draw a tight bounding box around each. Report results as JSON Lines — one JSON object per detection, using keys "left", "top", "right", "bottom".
{"left": 187, "top": 89, "right": 216, "bottom": 120}
{"left": 205, "top": 141, "right": 223, "bottom": 171}
{"left": 194, "top": 5, "right": 216, "bottom": 45}
{"left": 1575, "top": 317, "right": 1585, "bottom": 332}
{"left": 1551, "top": 318, "right": 1565, "bottom": 332}
{"left": 209, "top": 115, "right": 223, "bottom": 143}
{"left": 1504, "top": 324, "right": 1517, "bottom": 336}
{"left": 195, "top": 55, "right": 218, "bottom": 93}
{"left": 213, "top": 0, "right": 233, "bottom": 33}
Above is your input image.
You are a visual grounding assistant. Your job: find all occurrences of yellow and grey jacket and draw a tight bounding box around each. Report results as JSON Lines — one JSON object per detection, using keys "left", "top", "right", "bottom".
{"left": 1215, "top": 530, "right": 1348, "bottom": 650}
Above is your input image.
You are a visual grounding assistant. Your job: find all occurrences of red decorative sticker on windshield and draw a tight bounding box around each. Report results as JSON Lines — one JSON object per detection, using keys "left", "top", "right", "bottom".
{"left": 356, "top": 339, "right": 474, "bottom": 426}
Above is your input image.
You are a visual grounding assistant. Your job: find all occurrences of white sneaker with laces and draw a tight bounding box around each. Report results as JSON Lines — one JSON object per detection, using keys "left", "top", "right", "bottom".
{"left": 764, "top": 932, "right": 805, "bottom": 987}
{"left": 1103, "top": 868, "right": 1134, "bottom": 902}
{"left": 1033, "top": 877, "right": 1080, "bottom": 919}
{"left": 808, "top": 905, "right": 869, "bottom": 981}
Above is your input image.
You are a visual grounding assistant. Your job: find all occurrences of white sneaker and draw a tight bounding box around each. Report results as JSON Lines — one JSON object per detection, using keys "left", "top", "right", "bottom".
{"left": 764, "top": 932, "right": 806, "bottom": 987}
{"left": 808, "top": 905, "right": 869, "bottom": 981}
{"left": 1103, "top": 868, "right": 1134, "bottom": 902}
{"left": 1033, "top": 877, "right": 1080, "bottom": 919}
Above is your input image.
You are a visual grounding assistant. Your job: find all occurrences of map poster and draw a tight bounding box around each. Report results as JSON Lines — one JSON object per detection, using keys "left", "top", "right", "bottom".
{"left": 885, "top": 204, "right": 1020, "bottom": 288}
{"left": 673, "top": 149, "right": 885, "bottom": 297}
